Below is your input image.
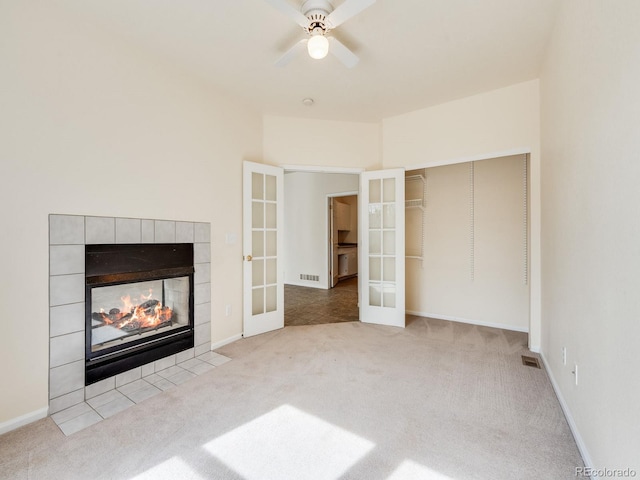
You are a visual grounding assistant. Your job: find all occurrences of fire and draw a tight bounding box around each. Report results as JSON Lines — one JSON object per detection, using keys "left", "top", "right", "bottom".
{"left": 96, "top": 288, "right": 173, "bottom": 332}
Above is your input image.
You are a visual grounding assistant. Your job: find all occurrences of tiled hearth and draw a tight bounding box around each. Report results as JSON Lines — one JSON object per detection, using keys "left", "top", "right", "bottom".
{"left": 49, "top": 214, "right": 218, "bottom": 435}
{"left": 51, "top": 351, "right": 230, "bottom": 435}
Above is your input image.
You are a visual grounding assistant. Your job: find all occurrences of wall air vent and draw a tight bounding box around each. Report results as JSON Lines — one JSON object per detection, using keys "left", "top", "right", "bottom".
{"left": 300, "top": 274, "right": 320, "bottom": 282}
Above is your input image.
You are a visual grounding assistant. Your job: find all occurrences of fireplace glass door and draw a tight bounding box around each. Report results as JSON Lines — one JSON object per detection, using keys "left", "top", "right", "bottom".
{"left": 85, "top": 243, "right": 195, "bottom": 384}
{"left": 89, "top": 276, "right": 191, "bottom": 354}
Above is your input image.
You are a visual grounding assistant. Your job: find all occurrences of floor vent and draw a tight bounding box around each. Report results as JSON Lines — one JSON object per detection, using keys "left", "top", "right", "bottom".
{"left": 521, "top": 355, "right": 541, "bottom": 368}
{"left": 300, "top": 274, "right": 320, "bottom": 282}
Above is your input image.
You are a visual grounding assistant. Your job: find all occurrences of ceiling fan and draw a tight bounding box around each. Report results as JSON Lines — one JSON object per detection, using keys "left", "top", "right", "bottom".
{"left": 265, "top": 0, "right": 376, "bottom": 68}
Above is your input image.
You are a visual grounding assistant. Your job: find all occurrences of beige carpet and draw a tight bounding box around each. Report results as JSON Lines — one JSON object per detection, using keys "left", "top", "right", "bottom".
{"left": 0, "top": 316, "right": 583, "bottom": 479}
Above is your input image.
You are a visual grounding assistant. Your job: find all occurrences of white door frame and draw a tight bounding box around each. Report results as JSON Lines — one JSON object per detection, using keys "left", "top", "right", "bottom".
{"left": 280, "top": 164, "right": 362, "bottom": 292}
{"left": 276, "top": 165, "right": 406, "bottom": 328}
{"left": 326, "top": 191, "right": 358, "bottom": 289}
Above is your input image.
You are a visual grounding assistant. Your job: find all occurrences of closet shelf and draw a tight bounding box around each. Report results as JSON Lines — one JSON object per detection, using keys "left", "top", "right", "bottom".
{"left": 405, "top": 174, "right": 426, "bottom": 183}
{"left": 405, "top": 169, "right": 427, "bottom": 261}
{"left": 405, "top": 199, "right": 425, "bottom": 209}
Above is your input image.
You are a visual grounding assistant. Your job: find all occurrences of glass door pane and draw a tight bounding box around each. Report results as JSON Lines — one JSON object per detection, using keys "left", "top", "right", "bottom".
{"left": 251, "top": 173, "right": 279, "bottom": 315}
{"left": 368, "top": 179, "right": 397, "bottom": 308}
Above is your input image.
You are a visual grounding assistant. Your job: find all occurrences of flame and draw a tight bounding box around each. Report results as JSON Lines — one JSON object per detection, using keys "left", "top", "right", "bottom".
{"left": 97, "top": 288, "right": 173, "bottom": 331}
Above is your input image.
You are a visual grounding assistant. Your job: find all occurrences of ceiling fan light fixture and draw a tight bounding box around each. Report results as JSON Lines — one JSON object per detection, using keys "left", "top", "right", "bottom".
{"left": 307, "top": 34, "right": 329, "bottom": 59}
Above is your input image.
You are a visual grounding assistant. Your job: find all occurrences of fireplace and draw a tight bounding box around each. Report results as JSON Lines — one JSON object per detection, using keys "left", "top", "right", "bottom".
{"left": 85, "top": 243, "right": 195, "bottom": 385}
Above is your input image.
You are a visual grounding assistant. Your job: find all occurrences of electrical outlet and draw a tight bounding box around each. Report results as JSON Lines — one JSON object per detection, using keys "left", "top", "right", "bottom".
{"left": 562, "top": 347, "right": 567, "bottom": 366}
{"left": 225, "top": 304, "right": 232, "bottom": 316}
{"left": 572, "top": 364, "right": 578, "bottom": 386}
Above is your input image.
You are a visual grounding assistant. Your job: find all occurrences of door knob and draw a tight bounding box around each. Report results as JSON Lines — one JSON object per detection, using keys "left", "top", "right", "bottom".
{"left": 245, "top": 255, "right": 252, "bottom": 262}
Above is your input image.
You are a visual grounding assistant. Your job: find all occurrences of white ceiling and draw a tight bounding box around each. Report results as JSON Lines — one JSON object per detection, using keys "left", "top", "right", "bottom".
{"left": 58, "top": 0, "right": 560, "bottom": 122}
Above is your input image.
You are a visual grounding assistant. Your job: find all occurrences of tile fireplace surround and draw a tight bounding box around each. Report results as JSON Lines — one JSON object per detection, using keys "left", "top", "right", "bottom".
{"left": 48, "top": 214, "right": 213, "bottom": 431}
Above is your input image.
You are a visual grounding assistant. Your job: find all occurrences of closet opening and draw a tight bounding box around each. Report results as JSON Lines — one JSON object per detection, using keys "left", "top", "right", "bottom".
{"left": 404, "top": 154, "right": 530, "bottom": 337}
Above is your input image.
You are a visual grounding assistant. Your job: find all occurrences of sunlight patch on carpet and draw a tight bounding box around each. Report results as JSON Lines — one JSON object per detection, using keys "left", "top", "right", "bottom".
{"left": 386, "top": 460, "right": 456, "bottom": 480}
{"left": 130, "top": 456, "right": 204, "bottom": 480}
{"left": 203, "top": 404, "right": 375, "bottom": 480}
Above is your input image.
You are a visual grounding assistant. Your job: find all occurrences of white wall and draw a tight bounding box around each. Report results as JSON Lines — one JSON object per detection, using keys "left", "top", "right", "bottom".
{"left": 263, "top": 115, "right": 381, "bottom": 170}
{"left": 264, "top": 114, "right": 379, "bottom": 291}
{"left": 407, "top": 156, "right": 529, "bottom": 331}
{"left": 382, "top": 80, "right": 541, "bottom": 348}
{"left": 284, "top": 173, "right": 358, "bottom": 288}
{"left": 0, "top": 1, "right": 261, "bottom": 425}
{"left": 540, "top": 0, "right": 640, "bottom": 470}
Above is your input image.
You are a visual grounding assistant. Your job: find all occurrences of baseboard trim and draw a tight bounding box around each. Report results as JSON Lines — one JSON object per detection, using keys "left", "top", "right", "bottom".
{"left": 284, "top": 281, "right": 327, "bottom": 290}
{"left": 0, "top": 406, "right": 48, "bottom": 435}
{"left": 210, "top": 333, "right": 243, "bottom": 351}
{"left": 406, "top": 310, "right": 529, "bottom": 333}
{"left": 539, "top": 352, "right": 595, "bottom": 477}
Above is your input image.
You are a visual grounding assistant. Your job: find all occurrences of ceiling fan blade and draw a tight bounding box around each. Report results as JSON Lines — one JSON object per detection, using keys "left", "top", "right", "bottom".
{"left": 264, "top": 0, "right": 309, "bottom": 28}
{"left": 326, "top": 0, "right": 375, "bottom": 28}
{"left": 328, "top": 37, "right": 359, "bottom": 68}
{"left": 275, "top": 39, "right": 307, "bottom": 67}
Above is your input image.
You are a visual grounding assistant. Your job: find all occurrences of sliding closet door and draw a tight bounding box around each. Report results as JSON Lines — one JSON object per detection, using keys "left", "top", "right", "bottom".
{"left": 474, "top": 155, "right": 529, "bottom": 329}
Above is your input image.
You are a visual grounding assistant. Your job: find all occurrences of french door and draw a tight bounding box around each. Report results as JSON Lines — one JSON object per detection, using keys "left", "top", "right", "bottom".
{"left": 242, "top": 161, "right": 284, "bottom": 337}
{"left": 242, "top": 164, "right": 405, "bottom": 336}
{"left": 358, "top": 169, "right": 406, "bottom": 327}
